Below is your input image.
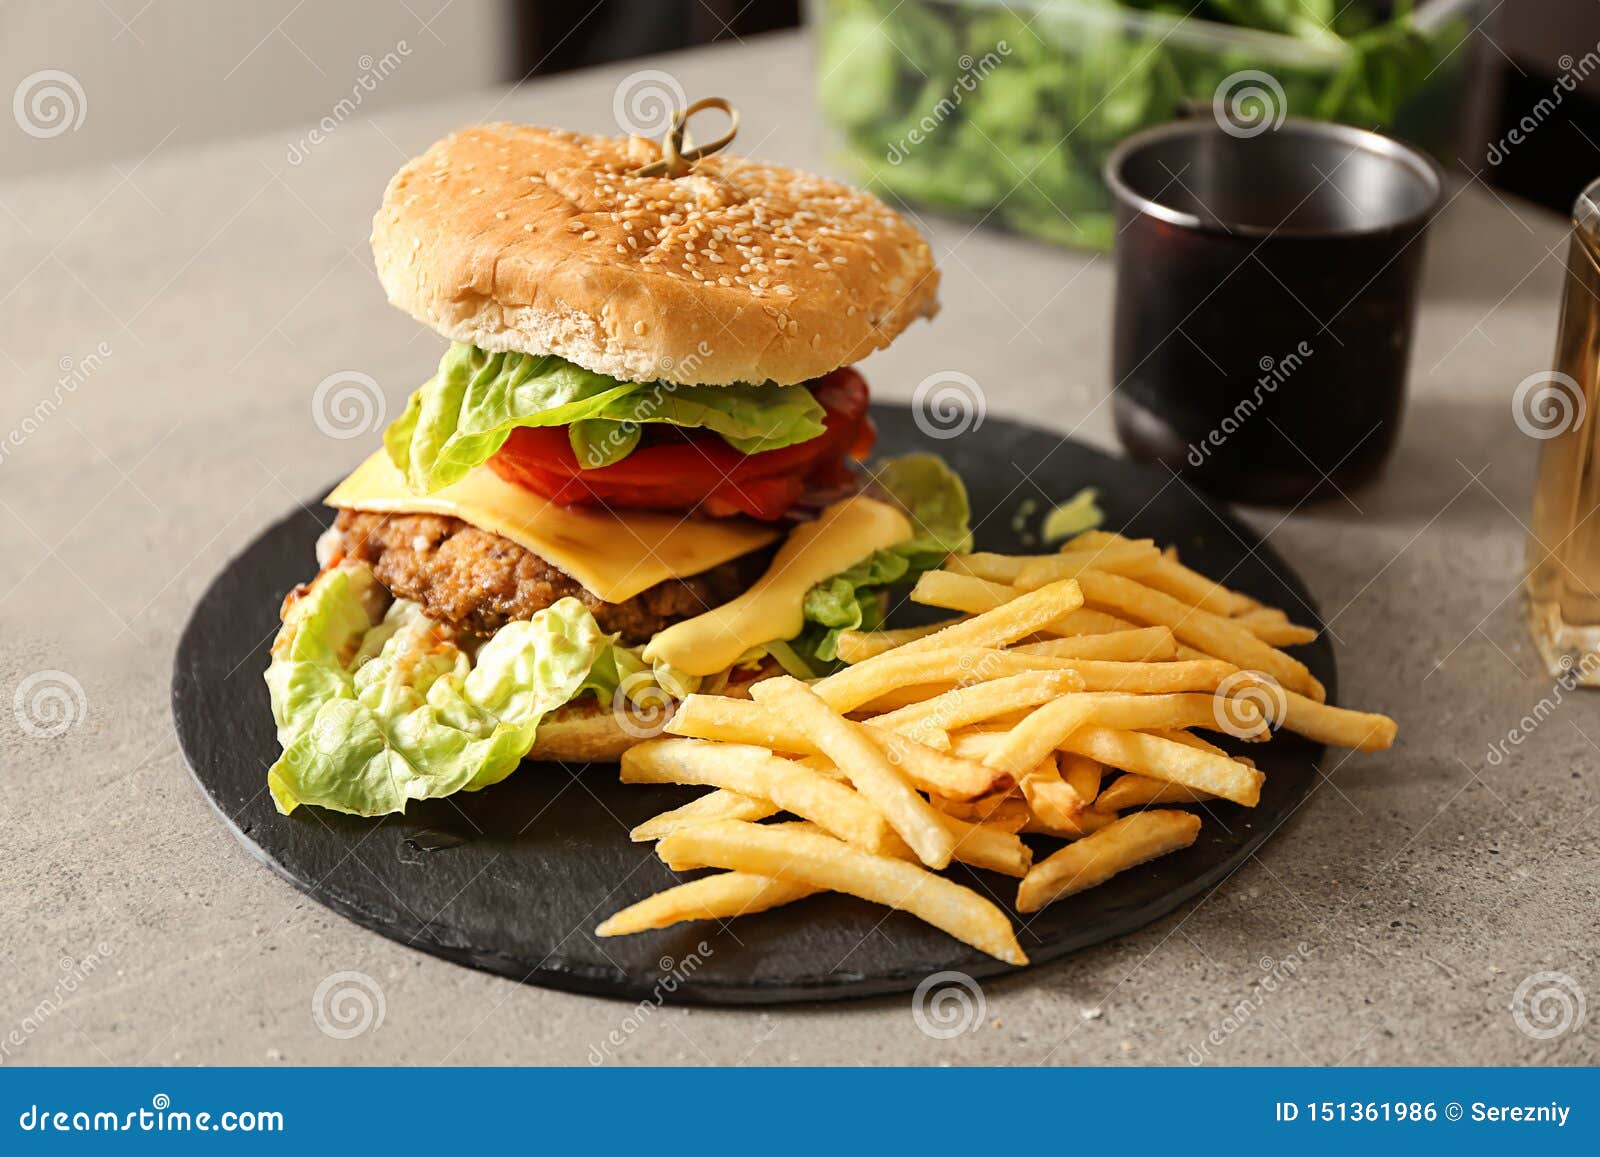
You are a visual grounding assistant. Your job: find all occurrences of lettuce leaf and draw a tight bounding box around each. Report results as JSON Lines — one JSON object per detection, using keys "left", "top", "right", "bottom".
{"left": 384, "top": 342, "right": 828, "bottom": 493}
{"left": 795, "top": 453, "right": 973, "bottom": 665}
{"left": 264, "top": 563, "right": 633, "bottom": 816}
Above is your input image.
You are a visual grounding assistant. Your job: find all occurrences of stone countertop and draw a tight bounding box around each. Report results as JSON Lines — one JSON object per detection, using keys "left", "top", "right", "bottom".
{"left": 1, "top": 30, "right": 1594, "bottom": 1066}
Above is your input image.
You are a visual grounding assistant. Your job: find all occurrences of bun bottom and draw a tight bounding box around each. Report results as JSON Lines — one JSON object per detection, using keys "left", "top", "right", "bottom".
{"left": 525, "top": 698, "right": 645, "bottom": 763}
{"left": 525, "top": 658, "right": 780, "bottom": 764}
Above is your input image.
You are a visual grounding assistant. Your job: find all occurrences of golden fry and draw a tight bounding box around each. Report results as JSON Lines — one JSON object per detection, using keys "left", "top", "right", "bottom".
{"left": 1279, "top": 689, "right": 1398, "bottom": 751}
{"left": 1058, "top": 753, "right": 1103, "bottom": 807}
{"left": 892, "top": 578, "right": 1085, "bottom": 655}
{"left": 621, "top": 739, "right": 903, "bottom": 855}
{"left": 750, "top": 677, "right": 956, "bottom": 869}
{"left": 835, "top": 619, "right": 961, "bottom": 663}
{"left": 1059, "top": 727, "right": 1264, "bottom": 807}
{"left": 911, "top": 570, "right": 1017, "bottom": 614}
{"left": 597, "top": 872, "right": 817, "bottom": 936}
{"left": 629, "top": 789, "right": 778, "bottom": 842}
{"left": 1017, "top": 810, "right": 1202, "bottom": 912}
{"left": 1014, "top": 626, "right": 1177, "bottom": 662}
{"left": 1075, "top": 570, "right": 1323, "bottom": 701}
{"left": 1096, "top": 774, "right": 1215, "bottom": 811}
{"left": 656, "top": 820, "right": 1028, "bottom": 965}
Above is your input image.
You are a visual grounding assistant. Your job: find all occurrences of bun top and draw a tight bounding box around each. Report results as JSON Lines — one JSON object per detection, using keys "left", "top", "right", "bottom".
{"left": 371, "top": 123, "right": 940, "bottom": 386}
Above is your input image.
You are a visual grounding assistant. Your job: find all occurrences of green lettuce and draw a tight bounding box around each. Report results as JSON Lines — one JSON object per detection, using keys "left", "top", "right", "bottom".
{"left": 265, "top": 563, "right": 636, "bottom": 816}
{"left": 795, "top": 453, "right": 973, "bottom": 665}
{"left": 384, "top": 342, "right": 828, "bottom": 493}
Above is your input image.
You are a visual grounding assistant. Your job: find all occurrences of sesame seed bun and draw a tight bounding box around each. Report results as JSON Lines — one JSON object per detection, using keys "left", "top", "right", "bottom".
{"left": 371, "top": 123, "right": 940, "bottom": 386}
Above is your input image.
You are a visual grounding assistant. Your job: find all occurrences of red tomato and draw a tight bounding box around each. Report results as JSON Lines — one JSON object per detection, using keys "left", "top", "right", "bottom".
{"left": 488, "top": 367, "right": 875, "bottom": 521}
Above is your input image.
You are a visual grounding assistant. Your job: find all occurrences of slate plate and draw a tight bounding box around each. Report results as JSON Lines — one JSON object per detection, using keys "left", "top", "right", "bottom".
{"left": 173, "top": 405, "right": 1335, "bottom": 1005}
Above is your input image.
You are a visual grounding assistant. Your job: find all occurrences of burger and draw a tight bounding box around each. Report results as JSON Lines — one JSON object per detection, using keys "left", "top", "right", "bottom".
{"left": 264, "top": 119, "right": 970, "bottom": 817}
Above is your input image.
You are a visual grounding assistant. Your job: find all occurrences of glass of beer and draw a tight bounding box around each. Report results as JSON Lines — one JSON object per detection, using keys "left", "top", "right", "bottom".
{"left": 1524, "top": 176, "right": 1600, "bottom": 684}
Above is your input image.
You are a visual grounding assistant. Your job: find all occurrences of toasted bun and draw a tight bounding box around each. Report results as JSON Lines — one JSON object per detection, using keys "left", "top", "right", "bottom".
{"left": 524, "top": 698, "right": 641, "bottom": 763}
{"left": 372, "top": 123, "right": 940, "bottom": 385}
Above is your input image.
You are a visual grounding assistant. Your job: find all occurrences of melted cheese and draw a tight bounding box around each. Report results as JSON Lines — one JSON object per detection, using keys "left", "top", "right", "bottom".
{"left": 644, "top": 496, "right": 913, "bottom": 677}
{"left": 325, "top": 452, "right": 781, "bottom": 604}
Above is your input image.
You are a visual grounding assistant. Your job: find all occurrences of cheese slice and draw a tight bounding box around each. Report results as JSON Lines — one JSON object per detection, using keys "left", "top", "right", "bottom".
{"left": 644, "top": 495, "right": 913, "bottom": 677}
{"left": 325, "top": 452, "right": 781, "bottom": 604}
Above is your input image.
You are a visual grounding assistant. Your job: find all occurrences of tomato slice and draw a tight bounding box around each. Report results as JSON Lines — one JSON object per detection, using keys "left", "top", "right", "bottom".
{"left": 489, "top": 367, "right": 875, "bottom": 521}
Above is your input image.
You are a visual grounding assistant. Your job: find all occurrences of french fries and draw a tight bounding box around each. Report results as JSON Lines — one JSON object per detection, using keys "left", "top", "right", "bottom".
{"left": 597, "top": 871, "right": 817, "bottom": 935}
{"left": 1017, "top": 811, "right": 1202, "bottom": 912}
{"left": 749, "top": 676, "right": 956, "bottom": 869}
{"left": 666, "top": 695, "right": 1009, "bottom": 800}
{"left": 600, "top": 530, "right": 1397, "bottom": 963}
{"left": 621, "top": 739, "right": 904, "bottom": 855}
{"left": 657, "top": 820, "right": 1028, "bottom": 965}
{"left": 1075, "top": 570, "right": 1324, "bottom": 701}
{"left": 629, "top": 789, "right": 778, "bottom": 841}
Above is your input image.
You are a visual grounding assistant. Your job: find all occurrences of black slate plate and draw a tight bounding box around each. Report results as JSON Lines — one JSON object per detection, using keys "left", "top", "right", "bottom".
{"left": 173, "top": 405, "right": 1334, "bottom": 1005}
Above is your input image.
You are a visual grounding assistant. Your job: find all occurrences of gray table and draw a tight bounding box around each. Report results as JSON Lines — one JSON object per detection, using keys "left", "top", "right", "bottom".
{"left": 2, "top": 31, "right": 1593, "bottom": 1066}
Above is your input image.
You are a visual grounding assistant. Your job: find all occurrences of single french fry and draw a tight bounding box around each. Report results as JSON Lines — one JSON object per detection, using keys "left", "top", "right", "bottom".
{"left": 866, "top": 670, "right": 1084, "bottom": 743}
{"left": 1075, "top": 570, "right": 1323, "bottom": 701}
{"left": 1138, "top": 550, "right": 1257, "bottom": 617}
{"left": 597, "top": 872, "right": 818, "bottom": 936}
{"left": 936, "top": 813, "right": 1032, "bottom": 877}
{"left": 1017, "top": 810, "right": 1202, "bottom": 912}
{"left": 1014, "top": 626, "right": 1177, "bottom": 662}
{"left": 1059, "top": 727, "right": 1264, "bottom": 807}
{"left": 1279, "top": 689, "right": 1397, "bottom": 751}
{"left": 1054, "top": 659, "right": 1241, "bottom": 694}
{"left": 929, "top": 793, "right": 1031, "bottom": 830}
{"left": 1047, "top": 608, "right": 1144, "bottom": 636}
{"left": 666, "top": 695, "right": 1007, "bottom": 800}
{"left": 911, "top": 570, "right": 1018, "bottom": 614}
{"left": 1058, "top": 753, "right": 1103, "bottom": 806}
{"left": 943, "top": 552, "right": 1057, "bottom": 583}
{"left": 1020, "top": 809, "right": 1118, "bottom": 839}
{"left": 1020, "top": 760, "right": 1088, "bottom": 830}
{"left": 1078, "top": 691, "right": 1267, "bottom": 738}
{"left": 750, "top": 677, "right": 956, "bottom": 869}
{"left": 629, "top": 789, "right": 778, "bottom": 841}
{"left": 835, "top": 619, "right": 962, "bottom": 663}
{"left": 621, "top": 739, "right": 904, "bottom": 855}
{"left": 814, "top": 647, "right": 1103, "bottom": 714}
{"left": 891, "top": 579, "right": 1085, "bottom": 655}
{"left": 980, "top": 697, "right": 1098, "bottom": 779}
{"left": 656, "top": 821, "right": 1028, "bottom": 965}
{"left": 1096, "top": 774, "right": 1215, "bottom": 811}
{"left": 1013, "top": 539, "right": 1162, "bottom": 589}
{"left": 1232, "top": 606, "right": 1319, "bottom": 647}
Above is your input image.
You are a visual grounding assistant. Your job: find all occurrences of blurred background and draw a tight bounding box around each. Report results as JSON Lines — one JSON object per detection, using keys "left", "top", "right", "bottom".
{"left": 6, "top": 0, "right": 1600, "bottom": 222}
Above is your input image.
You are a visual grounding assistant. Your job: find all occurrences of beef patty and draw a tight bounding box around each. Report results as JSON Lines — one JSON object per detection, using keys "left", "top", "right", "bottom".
{"left": 328, "top": 509, "right": 766, "bottom": 643}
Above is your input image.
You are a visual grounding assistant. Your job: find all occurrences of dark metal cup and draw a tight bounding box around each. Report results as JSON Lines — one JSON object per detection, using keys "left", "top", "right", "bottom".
{"left": 1104, "top": 118, "right": 1442, "bottom": 505}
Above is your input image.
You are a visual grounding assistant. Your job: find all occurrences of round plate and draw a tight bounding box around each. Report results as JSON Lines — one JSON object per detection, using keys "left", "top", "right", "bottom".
{"left": 172, "top": 406, "right": 1335, "bottom": 1005}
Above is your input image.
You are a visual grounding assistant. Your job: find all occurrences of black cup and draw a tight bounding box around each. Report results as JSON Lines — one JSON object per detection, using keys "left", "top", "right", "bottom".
{"left": 1104, "top": 118, "right": 1442, "bottom": 505}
